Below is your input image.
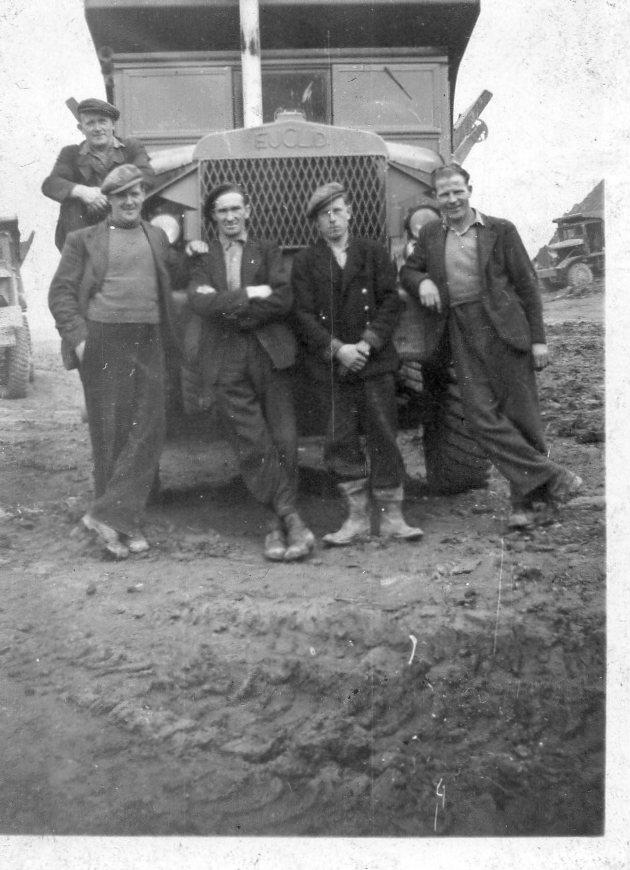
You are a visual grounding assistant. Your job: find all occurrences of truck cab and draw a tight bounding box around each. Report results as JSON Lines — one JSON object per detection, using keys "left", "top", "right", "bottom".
{"left": 84, "top": 0, "right": 480, "bottom": 246}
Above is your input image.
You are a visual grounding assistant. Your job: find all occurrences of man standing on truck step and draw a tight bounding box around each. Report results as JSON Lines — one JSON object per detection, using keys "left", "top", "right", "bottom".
{"left": 42, "top": 98, "right": 154, "bottom": 252}
{"left": 187, "top": 183, "right": 315, "bottom": 563}
{"left": 291, "top": 182, "right": 423, "bottom": 546}
{"left": 48, "top": 164, "right": 182, "bottom": 559}
{"left": 400, "top": 163, "right": 583, "bottom": 529}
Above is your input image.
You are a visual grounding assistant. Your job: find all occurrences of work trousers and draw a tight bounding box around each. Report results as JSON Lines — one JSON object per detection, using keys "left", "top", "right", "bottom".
{"left": 214, "top": 335, "right": 298, "bottom": 518}
{"left": 448, "top": 301, "right": 560, "bottom": 505}
{"left": 80, "top": 321, "right": 165, "bottom": 535}
{"left": 324, "top": 372, "right": 404, "bottom": 489}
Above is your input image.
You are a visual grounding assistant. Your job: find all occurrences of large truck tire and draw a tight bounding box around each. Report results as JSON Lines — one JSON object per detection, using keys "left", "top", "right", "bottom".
{"left": 567, "top": 261, "right": 593, "bottom": 288}
{"left": 421, "top": 365, "right": 490, "bottom": 494}
{"left": 0, "top": 317, "right": 30, "bottom": 399}
{"left": 24, "top": 317, "right": 35, "bottom": 382}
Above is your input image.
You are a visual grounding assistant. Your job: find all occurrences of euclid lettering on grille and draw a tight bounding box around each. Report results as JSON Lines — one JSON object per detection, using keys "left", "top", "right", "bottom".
{"left": 254, "top": 126, "right": 329, "bottom": 151}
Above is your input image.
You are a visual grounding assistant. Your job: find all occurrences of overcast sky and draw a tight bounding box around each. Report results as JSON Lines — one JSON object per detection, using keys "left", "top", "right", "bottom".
{"left": 0, "top": 0, "right": 623, "bottom": 337}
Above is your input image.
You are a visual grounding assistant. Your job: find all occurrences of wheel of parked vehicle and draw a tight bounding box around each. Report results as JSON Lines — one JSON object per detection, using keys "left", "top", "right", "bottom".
{"left": 0, "top": 315, "right": 30, "bottom": 399}
{"left": 421, "top": 365, "right": 491, "bottom": 494}
{"left": 567, "top": 261, "right": 593, "bottom": 288}
{"left": 23, "top": 316, "right": 35, "bottom": 382}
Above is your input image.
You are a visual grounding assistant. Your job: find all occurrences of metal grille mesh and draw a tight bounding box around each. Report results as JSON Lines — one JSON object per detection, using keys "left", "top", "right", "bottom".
{"left": 199, "top": 154, "right": 388, "bottom": 247}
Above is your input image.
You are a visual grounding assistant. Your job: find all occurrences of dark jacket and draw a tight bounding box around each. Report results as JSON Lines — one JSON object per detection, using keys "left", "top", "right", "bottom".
{"left": 187, "top": 238, "right": 296, "bottom": 387}
{"left": 291, "top": 236, "right": 402, "bottom": 381}
{"left": 399, "top": 215, "right": 545, "bottom": 361}
{"left": 48, "top": 220, "right": 181, "bottom": 370}
{"left": 42, "top": 138, "right": 154, "bottom": 251}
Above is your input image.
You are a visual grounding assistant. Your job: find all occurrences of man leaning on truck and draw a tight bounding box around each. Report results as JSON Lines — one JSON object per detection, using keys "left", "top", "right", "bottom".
{"left": 42, "top": 98, "right": 155, "bottom": 252}
{"left": 187, "top": 182, "right": 315, "bottom": 563}
{"left": 400, "top": 163, "right": 584, "bottom": 529}
{"left": 291, "top": 182, "right": 423, "bottom": 546}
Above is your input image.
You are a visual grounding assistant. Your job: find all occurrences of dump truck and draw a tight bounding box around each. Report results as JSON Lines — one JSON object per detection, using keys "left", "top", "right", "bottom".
{"left": 0, "top": 217, "right": 34, "bottom": 399}
{"left": 536, "top": 180, "right": 605, "bottom": 291}
{"left": 82, "top": 0, "right": 491, "bottom": 493}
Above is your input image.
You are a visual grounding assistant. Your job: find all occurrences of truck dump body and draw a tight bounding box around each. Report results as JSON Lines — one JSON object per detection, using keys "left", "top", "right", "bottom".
{"left": 84, "top": 0, "right": 478, "bottom": 155}
{"left": 85, "top": 0, "right": 478, "bottom": 61}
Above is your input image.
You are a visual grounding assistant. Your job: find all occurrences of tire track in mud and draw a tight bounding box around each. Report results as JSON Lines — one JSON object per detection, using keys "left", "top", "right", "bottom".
{"left": 1, "top": 534, "right": 605, "bottom": 835}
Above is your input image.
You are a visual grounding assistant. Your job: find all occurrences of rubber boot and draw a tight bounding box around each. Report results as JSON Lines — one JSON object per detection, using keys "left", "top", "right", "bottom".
{"left": 374, "top": 486, "right": 423, "bottom": 541}
{"left": 322, "top": 478, "right": 371, "bottom": 546}
{"left": 283, "top": 511, "right": 315, "bottom": 561}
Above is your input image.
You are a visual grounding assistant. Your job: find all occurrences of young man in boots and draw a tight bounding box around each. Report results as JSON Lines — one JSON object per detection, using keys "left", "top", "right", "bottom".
{"left": 291, "top": 182, "right": 422, "bottom": 545}
{"left": 188, "top": 183, "right": 314, "bottom": 561}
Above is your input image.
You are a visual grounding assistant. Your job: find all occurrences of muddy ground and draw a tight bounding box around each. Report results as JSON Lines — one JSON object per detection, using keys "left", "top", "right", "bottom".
{"left": 0, "top": 291, "right": 604, "bottom": 838}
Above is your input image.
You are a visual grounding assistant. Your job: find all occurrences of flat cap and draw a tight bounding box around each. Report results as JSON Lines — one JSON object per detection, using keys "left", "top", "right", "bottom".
{"left": 101, "top": 164, "right": 146, "bottom": 195}
{"left": 306, "top": 182, "right": 346, "bottom": 219}
{"left": 77, "top": 98, "right": 120, "bottom": 121}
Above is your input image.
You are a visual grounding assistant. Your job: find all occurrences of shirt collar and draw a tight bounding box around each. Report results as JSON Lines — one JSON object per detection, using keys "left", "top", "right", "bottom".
{"left": 79, "top": 136, "right": 124, "bottom": 156}
{"left": 322, "top": 232, "right": 350, "bottom": 254}
{"left": 219, "top": 231, "right": 248, "bottom": 250}
{"left": 443, "top": 208, "right": 485, "bottom": 235}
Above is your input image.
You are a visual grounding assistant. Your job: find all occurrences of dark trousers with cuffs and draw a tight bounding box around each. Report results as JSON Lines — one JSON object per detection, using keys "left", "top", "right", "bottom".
{"left": 324, "top": 372, "right": 404, "bottom": 489}
{"left": 214, "top": 336, "right": 298, "bottom": 518}
{"left": 80, "top": 321, "right": 165, "bottom": 535}
{"left": 448, "top": 301, "right": 560, "bottom": 505}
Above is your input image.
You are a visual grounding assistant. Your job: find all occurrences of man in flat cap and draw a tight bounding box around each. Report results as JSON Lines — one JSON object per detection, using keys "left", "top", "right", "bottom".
{"left": 49, "top": 164, "right": 181, "bottom": 559}
{"left": 187, "top": 182, "right": 315, "bottom": 563}
{"left": 291, "top": 182, "right": 423, "bottom": 545}
{"left": 42, "top": 98, "right": 154, "bottom": 251}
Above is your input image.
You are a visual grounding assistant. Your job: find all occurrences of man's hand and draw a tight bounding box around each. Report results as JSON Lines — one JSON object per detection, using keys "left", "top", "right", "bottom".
{"left": 185, "top": 240, "right": 209, "bottom": 256}
{"left": 246, "top": 284, "right": 272, "bottom": 299}
{"left": 75, "top": 341, "right": 86, "bottom": 363}
{"left": 532, "top": 343, "right": 549, "bottom": 370}
{"left": 336, "top": 343, "right": 369, "bottom": 373}
{"left": 418, "top": 278, "right": 442, "bottom": 312}
{"left": 72, "top": 184, "right": 108, "bottom": 211}
{"left": 194, "top": 284, "right": 217, "bottom": 296}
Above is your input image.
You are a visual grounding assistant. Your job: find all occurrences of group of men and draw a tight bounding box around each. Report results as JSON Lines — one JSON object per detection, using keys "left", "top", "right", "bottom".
{"left": 44, "top": 97, "right": 583, "bottom": 562}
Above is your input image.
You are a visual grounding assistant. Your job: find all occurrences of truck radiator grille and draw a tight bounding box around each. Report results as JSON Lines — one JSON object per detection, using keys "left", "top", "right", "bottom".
{"left": 199, "top": 154, "right": 387, "bottom": 247}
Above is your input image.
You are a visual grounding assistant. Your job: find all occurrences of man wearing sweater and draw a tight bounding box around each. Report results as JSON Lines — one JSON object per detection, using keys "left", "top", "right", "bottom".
{"left": 49, "top": 164, "right": 180, "bottom": 558}
{"left": 400, "top": 163, "right": 583, "bottom": 527}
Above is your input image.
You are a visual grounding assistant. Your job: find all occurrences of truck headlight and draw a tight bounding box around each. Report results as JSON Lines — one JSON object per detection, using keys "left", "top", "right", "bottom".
{"left": 150, "top": 214, "right": 181, "bottom": 246}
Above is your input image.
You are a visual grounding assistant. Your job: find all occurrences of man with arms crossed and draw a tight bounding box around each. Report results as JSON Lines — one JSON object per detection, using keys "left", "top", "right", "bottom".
{"left": 188, "top": 183, "right": 314, "bottom": 562}
{"left": 400, "top": 163, "right": 583, "bottom": 528}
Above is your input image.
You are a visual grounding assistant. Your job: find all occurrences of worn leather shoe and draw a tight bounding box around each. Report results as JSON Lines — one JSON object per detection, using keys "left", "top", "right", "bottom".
{"left": 546, "top": 470, "right": 584, "bottom": 505}
{"left": 126, "top": 533, "right": 150, "bottom": 554}
{"left": 507, "top": 510, "right": 534, "bottom": 530}
{"left": 82, "top": 513, "right": 129, "bottom": 559}
{"left": 264, "top": 528, "right": 286, "bottom": 561}
{"left": 283, "top": 512, "right": 315, "bottom": 561}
